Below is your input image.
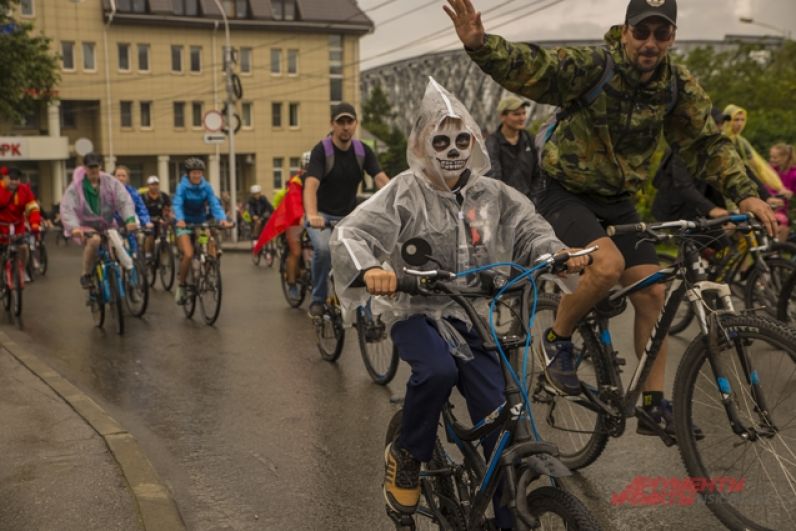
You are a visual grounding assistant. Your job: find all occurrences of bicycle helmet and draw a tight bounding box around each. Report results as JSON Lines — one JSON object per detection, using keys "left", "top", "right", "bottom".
{"left": 183, "top": 157, "right": 206, "bottom": 172}
{"left": 301, "top": 151, "right": 312, "bottom": 169}
{"left": 250, "top": 184, "right": 262, "bottom": 194}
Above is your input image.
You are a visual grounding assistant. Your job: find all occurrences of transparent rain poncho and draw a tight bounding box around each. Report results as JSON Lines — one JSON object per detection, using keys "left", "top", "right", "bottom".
{"left": 330, "top": 78, "right": 563, "bottom": 357}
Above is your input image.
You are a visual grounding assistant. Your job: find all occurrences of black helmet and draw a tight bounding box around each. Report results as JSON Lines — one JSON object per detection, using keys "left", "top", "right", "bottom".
{"left": 183, "top": 157, "right": 206, "bottom": 171}
{"left": 83, "top": 152, "right": 103, "bottom": 167}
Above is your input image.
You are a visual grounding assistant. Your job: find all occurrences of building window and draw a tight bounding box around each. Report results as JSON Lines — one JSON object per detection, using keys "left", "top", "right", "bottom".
{"left": 271, "top": 0, "right": 296, "bottom": 20}
{"left": 60, "top": 101, "right": 76, "bottom": 129}
{"left": 235, "top": 0, "right": 248, "bottom": 18}
{"left": 329, "top": 35, "right": 343, "bottom": 104}
{"left": 173, "top": 101, "right": 185, "bottom": 128}
{"left": 173, "top": 0, "right": 199, "bottom": 16}
{"left": 171, "top": 45, "right": 183, "bottom": 72}
{"left": 137, "top": 44, "right": 150, "bottom": 71}
{"left": 118, "top": 43, "right": 131, "bottom": 71}
{"left": 61, "top": 41, "right": 75, "bottom": 70}
{"left": 271, "top": 102, "right": 282, "bottom": 127}
{"left": 273, "top": 157, "right": 284, "bottom": 189}
{"left": 20, "top": 0, "right": 34, "bottom": 17}
{"left": 239, "top": 47, "right": 252, "bottom": 74}
{"left": 287, "top": 49, "right": 298, "bottom": 75}
{"left": 118, "top": 0, "right": 147, "bottom": 12}
{"left": 241, "top": 102, "right": 252, "bottom": 128}
{"left": 82, "top": 42, "right": 96, "bottom": 71}
{"left": 289, "top": 157, "right": 300, "bottom": 176}
{"left": 192, "top": 101, "right": 203, "bottom": 128}
{"left": 270, "top": 48, "right": 281, "bottom": 75}
{"left": 289, "top": 103, "right": 299, "bottom": 128}
{"left": 120, "top": 101, "right": 133, "bottom": 128}
{"left": 140, "top": 101, "right": 152, "bottom": 128}
{"left": 190, "top": 46, "right": 201, "bottom": 73}
{"left": 330, "top": 79, "right": 343, "bottom": 104}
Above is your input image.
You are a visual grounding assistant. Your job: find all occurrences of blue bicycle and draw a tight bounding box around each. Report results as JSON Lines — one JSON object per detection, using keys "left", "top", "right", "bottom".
{"left": 385, "top": 239, "right": 600, "bottom": 530}
{"left": 85, "top": 229, "right": 127, "bottom": 335}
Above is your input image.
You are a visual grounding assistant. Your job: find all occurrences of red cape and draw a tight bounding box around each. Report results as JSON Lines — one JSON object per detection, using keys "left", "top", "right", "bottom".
{"left": 253, "top": 177, "right": 303, "bottom": 253}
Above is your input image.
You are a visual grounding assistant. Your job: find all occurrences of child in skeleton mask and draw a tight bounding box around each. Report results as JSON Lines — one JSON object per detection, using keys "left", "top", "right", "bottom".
{"left": 330, "top": 78, "right": 588, "bottom": 527}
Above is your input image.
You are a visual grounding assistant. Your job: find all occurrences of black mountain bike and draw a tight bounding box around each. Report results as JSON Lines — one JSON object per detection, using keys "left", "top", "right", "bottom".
{"left": 385, "top": 240, "right": 600, "bottom": 531}
{"left": 529, "top": 214, "right": 796, "bottom": 531}
{"left": 146, "top": 218, "right": 176, "bottom": 291}
{"left": 179, "top": 223, "right": 226, "bottom": 325}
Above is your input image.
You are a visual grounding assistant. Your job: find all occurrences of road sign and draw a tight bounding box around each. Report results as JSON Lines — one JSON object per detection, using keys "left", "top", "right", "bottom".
{"left": 203, "top": 133, "right": 226, "bottom": 144}
{"left": 203, "top": 110, "right": 224, "bottom": 132}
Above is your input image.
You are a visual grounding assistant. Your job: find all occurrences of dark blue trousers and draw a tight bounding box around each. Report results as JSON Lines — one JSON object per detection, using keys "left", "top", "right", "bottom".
{"left": 391, "top": 314, "right": 513, "bottom": 528}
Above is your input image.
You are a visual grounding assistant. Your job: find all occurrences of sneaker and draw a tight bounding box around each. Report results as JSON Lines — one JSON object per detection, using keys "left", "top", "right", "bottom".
{"left": 24, "top": 272, "right": 32, "bottom": 283}
{"left": 80, "top": 274, "right": 93, "bottom": 289}
{"left": 308, "top": 301, "right": 324, "bottom": 318}
{"left": 175, "top": 284, "right": 187, "bottom": 305}
{"left": 287, "top": 284, "right": 300, "bottom": 300}
{"left": 538, "top": 331, "right": 581, "bottom": 396}
{"left": 637, "top": 399, "right": 705, "bottom": 440}
{"left": 384, "top": 442, "right": 421, "bottom": 514}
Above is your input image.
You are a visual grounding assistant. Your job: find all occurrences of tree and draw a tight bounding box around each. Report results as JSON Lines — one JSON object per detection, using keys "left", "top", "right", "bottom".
{"left": 362, "top": 83, "right": 408, "bottom": 178}
{"left": 0, "top": 0, "right": 59, "bottom": 123}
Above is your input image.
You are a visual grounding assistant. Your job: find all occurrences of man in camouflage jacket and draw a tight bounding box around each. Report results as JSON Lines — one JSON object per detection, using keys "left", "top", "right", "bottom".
{"left": 446, "top": 0, "right": 775, "bottom": 436}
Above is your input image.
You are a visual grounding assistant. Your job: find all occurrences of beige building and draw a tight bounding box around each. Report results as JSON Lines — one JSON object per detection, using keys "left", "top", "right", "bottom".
{"left": 1, "top": 0, "right": 373, "bottom": 209}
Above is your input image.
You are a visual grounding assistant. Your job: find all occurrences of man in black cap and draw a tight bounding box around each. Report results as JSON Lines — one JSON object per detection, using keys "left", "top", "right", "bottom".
{"left": 485, "top": 95, "right": 541, "bottom": 203}
{"left": 303, "top": 102, "right": 389, "bottom": 317}
{"left": 447, "top": 0, "right": 774, "bottom": 439}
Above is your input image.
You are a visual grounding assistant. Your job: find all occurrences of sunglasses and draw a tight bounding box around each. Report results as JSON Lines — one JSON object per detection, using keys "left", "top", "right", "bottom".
{"left": 631, "top": 25, "right": 674, "bottom": 42}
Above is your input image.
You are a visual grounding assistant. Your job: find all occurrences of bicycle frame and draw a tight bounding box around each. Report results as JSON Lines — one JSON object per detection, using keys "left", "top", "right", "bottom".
{"left": 94, "top": 235, "right": 125, "bottom": 304}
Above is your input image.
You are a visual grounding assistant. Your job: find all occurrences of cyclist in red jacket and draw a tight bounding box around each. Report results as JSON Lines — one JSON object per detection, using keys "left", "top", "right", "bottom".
{"left": 0, "top": 166, "right": 42, "bottom": 278}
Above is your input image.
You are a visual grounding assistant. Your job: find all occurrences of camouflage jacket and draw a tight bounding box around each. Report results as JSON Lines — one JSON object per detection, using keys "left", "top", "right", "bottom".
{"left": 467, "top": 26, "right": 758, "bottom": 202}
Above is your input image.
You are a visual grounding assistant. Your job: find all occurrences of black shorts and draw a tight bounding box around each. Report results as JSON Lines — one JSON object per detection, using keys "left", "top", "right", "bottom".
{"left": 538, "top": 180, "right": 659, "bottom": 269}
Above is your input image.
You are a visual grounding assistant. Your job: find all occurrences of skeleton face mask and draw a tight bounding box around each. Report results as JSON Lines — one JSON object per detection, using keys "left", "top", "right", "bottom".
{"left": 426, "top": 119, "right": 473, "bottom": 182}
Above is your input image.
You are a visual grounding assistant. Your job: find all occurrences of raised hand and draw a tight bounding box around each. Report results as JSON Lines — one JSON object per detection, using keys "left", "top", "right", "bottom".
{"left": 443, "top": 0, "right": 486, "bottom": 50}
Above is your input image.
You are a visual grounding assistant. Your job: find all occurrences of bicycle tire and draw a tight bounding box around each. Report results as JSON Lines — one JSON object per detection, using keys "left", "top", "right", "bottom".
{"left": 2, "top": 259, "right": 12, "bottom": 313}
{"left": 183, "top": 261, "right": 197, "bottom": 319}
{"left": 91, "top": 267, "right": 105, "bottom": 328}
{"left": 529, "top": 293, "right": 611, "bottom": 470}
{"left": 657, "top": 252, "right": 695, "bottom": 334}
{"left": 357, "top": 306, "right": 399, "bottom": 385}
{"left": 198, "top": 257, "right": 222, "bottom": 325}
{"left": 316, "top": 307, "right": 345, "bottom": 361}
{"left": 776, "top": 268, "right": 796, "bottom": 323}
{"left": 37, "top": 241, "right": 47, "bottom": 276}
{"left": 158, "top": 240, "right": 176, "bottom": 291}
{"left": 743, "top": 257, "right": 796, "bottom": 318}
{"left": 674, "top": 314, "right": 796, "bottom": 531}
{"left": 251, "top": 247, "right": 262, "bottom": 266}
{"left": 12, "top": 260, "right": 22, "bottom": 318}
{"left": 124, "top": 261, "right": 149, "bottom": 317}
{"left": 108, "top": 267, "right": 125, "bottom": 335}
{"left": 525, "top": 486, "right": 601, "bottom": 530}
{"left": 280, "top": 250, "right": 306, "bottom": 308}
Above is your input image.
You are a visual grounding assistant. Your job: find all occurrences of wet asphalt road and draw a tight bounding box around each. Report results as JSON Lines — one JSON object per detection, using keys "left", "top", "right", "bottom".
{"left": 7, "top": 240, "right": 723, "bottom": 530}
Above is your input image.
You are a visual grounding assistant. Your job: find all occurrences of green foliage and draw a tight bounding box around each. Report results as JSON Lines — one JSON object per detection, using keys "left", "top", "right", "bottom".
{"left": 0, "top": 0, "right": 59, "bottom": 123}
{"left": 681, "top": 40, "right": 796, "bottom": 151}
{"left": 362, "top": 83, "right": 408, "bottom": 178}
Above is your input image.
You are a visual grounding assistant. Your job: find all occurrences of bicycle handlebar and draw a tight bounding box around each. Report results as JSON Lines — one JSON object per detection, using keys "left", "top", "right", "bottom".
{"left": 606, "top": 214, "right": 756, "bottom": 238}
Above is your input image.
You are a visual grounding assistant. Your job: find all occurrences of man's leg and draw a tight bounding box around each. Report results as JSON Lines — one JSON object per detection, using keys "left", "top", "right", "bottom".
{"left": 387, "top": 315, "right": 458, "bottom": 514}
{"left": 175, "top": 233, "right": 193, "bottom": 304}
{"left": 81, "top": 235, "right": 101, "bottom": 288}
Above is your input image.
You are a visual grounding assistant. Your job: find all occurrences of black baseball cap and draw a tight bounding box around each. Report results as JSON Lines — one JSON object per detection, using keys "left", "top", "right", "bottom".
{"left": 331, "top": 102, "right": 357, "bottom": 122}
{"left": 626, "top": 0, "right": 677, "bottom": 27}
{"left": 3, "top": 166, "right": 23, "bottom": 180}
{"left": 83, "top": 152, "right": 102, "bottom": 167}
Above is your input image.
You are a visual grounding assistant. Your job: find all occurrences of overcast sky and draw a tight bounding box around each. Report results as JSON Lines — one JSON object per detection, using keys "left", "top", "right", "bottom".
{"left": 357, "top": 0, "right": 796, "bottom": 69}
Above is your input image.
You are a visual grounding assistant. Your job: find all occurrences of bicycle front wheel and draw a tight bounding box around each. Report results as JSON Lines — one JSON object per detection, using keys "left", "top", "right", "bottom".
{"left": 356, "top": 306, "right": 399, "bottom": 385}
{"left": 183, "top": 261, "right": 197, "bottom": 319}
{"left": 744, "top": 258, "right": 796, "bottom": 318}
{"left": 315, "top": 306, "right": 345, "bottom": 362}
{"left": 776, "top": 268, "right": 796, "bottom": 323}
{"left": 529, "top": 294, "right": 611, "bottom": 470}
{"left": 198, "top": 257, "right": 222, "bottom": 325}
{"left": 107, "top": 267, "right": 124, "bottom": 335}
{"left": 674, "top": 314, "right": 796, "bottom": 531}
{"left": 124, "top": 261, "right": 149, "bottom": 317}
{"left": 525, "top": 486, "right": 601, "bottom": 530}
{"left": 12, "top": 260, "right": 22, "bottom": 318}
{"left": 280, "top": 250, "right": 306, "bottom": 308}
{"left": 158, "top": 239, "right": 176, "bottom": 291}
{"left": 37, "top": 241, "right": 48, "bottom": 276}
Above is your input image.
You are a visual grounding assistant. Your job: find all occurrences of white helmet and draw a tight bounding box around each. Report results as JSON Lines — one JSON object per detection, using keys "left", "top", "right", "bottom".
{"left": 301, "top": 151, "right": 312, "bottom": 169}
{"left": 250, "top": 184, "right": 262, "bottom": 194}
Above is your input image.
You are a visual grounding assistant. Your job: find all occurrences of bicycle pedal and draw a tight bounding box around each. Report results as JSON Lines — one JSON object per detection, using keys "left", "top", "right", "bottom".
{"left": 386, "top": 508, "right": 416, "bottom": 530}
{"left": 635, "top": 407, "right": 677, "bottom": 447}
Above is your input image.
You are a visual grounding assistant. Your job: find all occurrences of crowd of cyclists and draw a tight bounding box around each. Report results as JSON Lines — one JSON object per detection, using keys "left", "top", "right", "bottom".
{"left": 2, "top": 0, "right": 796, "bottom": 528}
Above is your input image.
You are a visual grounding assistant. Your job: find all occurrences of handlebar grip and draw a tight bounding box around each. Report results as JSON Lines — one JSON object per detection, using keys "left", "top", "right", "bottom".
{"left": 396, "top": 276, "right": 419, "bottom": 295}
{"left": 606, "top": 223, "right": 646, "bottom": 237}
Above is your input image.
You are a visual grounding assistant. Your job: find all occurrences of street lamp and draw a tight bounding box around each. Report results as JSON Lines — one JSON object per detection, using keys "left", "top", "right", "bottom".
{"left": 739, "top": 17, "right": 791, "bottom": 40}
{"left": 212, "top": 0, "right": 238, "bottom": 242}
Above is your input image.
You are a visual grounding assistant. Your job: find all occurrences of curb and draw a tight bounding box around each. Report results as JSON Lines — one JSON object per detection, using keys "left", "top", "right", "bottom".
{"left": 0, "top": 332, "right": 186, "bottom": 531}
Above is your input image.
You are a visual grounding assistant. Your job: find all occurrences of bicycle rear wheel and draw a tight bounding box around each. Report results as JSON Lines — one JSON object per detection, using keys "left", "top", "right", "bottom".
{"left": 37, "top": 241, "right": 47, "bottom": 276}
{"left": 183, "top": 261, "right": 197, "bottom": 319}
{"left": 524, "top": 486, "right": 601, "bottom": 530}
{"left": 280, "top": 250, "right": 306, "bottom": 308}
{"left": 744, "top": 258, "right": 796, "bottom": 318}
{"left": 357, "top": 305, "right": 399, "bottom": 385}
{"left": 776, "top": 268, "right": 796, "bottom": 323}
{"left": 674, "top": 314, "right": 796, "bottom": 531}
{"left": 158, "top": 239, "right": 176, "bottom": 291}
{"left": 316, "top": 305, "right": 345, "bottom": 362}
{"left": 529, "top": 293, "right": 611, "bottom": 470}
{"left": 12, "top": 260, "right": 22, "bottom": 318}
{"left": 198, "top": 257, "right": 222, "bottom": 325}
{"left": 90, "top": 269, "right": 105, "bottom": 329}
{"left": 124, "top": 261, "right": 149, "bottom": 317}
{"left": 107, "top": 267, "right": 124, "bottom": 335}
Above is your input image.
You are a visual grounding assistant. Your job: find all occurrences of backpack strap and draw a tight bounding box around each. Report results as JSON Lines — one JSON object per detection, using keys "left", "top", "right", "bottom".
{"left": 322, "top": 137, "right": 335, "bottom": 177}
{"left": 556, "top": 48, "right": 615, "bottom": 122}
{"left": 352, "top": 139, "right": 366, "bottom": 172}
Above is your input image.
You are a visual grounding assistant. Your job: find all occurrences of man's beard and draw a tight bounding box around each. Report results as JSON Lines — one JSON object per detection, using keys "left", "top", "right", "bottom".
{"left": 634, "top": 51, "right": 662, "bottom": 73}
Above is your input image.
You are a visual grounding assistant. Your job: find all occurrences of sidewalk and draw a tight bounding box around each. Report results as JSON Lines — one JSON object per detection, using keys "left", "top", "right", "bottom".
{"left": 0, "top": 347, "right": 144, "bottom": 530}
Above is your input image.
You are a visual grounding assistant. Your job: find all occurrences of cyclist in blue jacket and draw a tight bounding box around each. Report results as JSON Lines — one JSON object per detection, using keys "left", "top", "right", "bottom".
{"left": 114, "top": 165, "right": 152, "bottom": 227}
{"left": 173, "top": 157, "right": 231, "bottom": 304}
